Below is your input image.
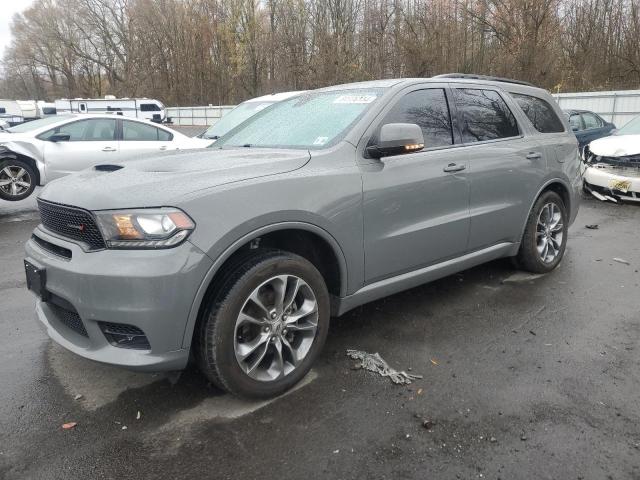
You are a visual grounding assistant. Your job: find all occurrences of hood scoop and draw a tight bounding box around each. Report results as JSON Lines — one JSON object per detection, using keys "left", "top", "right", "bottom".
{"left": 94, "top": 164, "right": 124, "bottom": 172}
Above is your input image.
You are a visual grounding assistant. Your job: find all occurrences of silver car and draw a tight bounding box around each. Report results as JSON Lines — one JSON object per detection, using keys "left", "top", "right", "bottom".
{"left": 24, "top": 75, "right": 581, "bottom": 398}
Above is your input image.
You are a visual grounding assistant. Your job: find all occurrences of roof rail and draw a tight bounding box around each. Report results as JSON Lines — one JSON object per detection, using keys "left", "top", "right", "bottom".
{"left": 433, "top": 73, "right": 536, "bottom": 88}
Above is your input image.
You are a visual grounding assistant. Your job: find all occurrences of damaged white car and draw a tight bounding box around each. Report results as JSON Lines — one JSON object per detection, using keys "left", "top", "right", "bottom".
{"left": 582, "top": 115, "right": 640, "bottom": 203}
{"left": 0, "top": 115, "right": 212, "bottom": 201}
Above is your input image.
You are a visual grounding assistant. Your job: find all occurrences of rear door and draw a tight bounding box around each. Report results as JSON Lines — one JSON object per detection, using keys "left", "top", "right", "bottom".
{"left": 41, "top": 118, "right": 119, "bottom": 180}
{"left": 361, "top": 85, "right": 470, "bottom": 282}
{"left": 118, "top": 120, "right": 176, "bottom": 160}
{"left": 452, "top": 87, "right": 546, "bottom": 251}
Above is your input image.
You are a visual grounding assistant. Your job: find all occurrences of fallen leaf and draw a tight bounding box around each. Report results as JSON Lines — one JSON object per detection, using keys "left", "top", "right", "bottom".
{"left": 73, "top": 394, "right": 83, "bottom": 401}
{"left": 136, "top": 411, "right": 141, "bottom": 420}
{"left": 417, "top": 388, "right": 423, "bottom": 395}
{"left": 430, "top": 359, "right": 439, "bottom": 366}
{"left": 62, "top": 422, "right": 77, "bottom": 430}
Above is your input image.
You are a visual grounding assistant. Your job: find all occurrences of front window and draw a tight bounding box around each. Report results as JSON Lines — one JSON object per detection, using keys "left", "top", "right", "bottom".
{"left": 216, "top": 89, "right": 385, "bottom": 149}
{"left": 202, "top": 101, "right": 276, "bottom": 139}
{"left": 40, "top": 119, "right": 117, "bottom": 141}
{"left": 7, "top": 115, "right": 75, "bottom": 133}
{"left": 616, "top": 116, "right": 640, "bottom": 135}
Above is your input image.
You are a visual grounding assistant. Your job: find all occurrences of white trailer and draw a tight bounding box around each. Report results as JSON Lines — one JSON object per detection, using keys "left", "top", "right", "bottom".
{"left": 0, "top": 100, "right": 25, "bottom": 126}
{"left": 15, "top": 100, "right": 39, "bottom": 120}
{"left": 36, "top": 101, "right": 57, "bottom": 117}
{"left": 54, "top": 96, "right": 166, "bottom": 122}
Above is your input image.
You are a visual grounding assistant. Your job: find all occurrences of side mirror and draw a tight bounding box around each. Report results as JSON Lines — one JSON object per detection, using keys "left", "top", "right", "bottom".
{"left": 49, "top": 133, "right": 71, "bottom": 142}
{"left": 367, "top": 123, "right": 425, "bottom": 158}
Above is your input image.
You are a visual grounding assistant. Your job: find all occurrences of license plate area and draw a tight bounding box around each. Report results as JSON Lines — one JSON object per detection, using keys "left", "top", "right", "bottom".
{"left": 24, "top": 260, "right": 49, "bottom": 301}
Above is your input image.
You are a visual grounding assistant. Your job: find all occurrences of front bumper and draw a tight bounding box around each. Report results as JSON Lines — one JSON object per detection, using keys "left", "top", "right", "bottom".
{"left": 583, "top": 164, "right": 640, "bottom": 202}
{"left": 24, "top": 226, "right": 213, "bottom": 371}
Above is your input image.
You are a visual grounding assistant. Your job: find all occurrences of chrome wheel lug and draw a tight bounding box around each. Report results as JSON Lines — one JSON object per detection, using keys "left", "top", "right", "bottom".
{"left": 270, "top": 311, "right": 277, "bottom": 319}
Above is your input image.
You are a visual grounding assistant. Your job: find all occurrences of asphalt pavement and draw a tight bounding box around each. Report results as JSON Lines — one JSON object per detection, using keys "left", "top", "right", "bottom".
{"left": 0, "top": 195, "right": 639, "bottom": 480}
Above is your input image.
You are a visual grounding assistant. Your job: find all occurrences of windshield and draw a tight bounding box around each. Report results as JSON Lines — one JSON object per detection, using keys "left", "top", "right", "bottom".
{"left": 202, "top": 101, "right": 276, "bottom": 139}
{"left": 617, "top": 115, "right": 640, "bottom": 135}
{"left": 7, "top": 115, "right": 75, "bottom": 133}
{"left": 216, "top": 89, "right": 385, "bottom": 149}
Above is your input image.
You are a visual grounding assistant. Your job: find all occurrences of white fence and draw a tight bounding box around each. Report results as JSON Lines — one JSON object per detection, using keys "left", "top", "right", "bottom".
{"left": 166, "top": 105, "right": 235, "bottom": 126}
{"left": 553, "top": 90, "right": 640, "bottom": 127}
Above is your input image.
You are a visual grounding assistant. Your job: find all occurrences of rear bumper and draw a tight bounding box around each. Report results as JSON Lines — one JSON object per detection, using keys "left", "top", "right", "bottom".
{"left": 25, "top": 226, "right": 213, "bottom": 371}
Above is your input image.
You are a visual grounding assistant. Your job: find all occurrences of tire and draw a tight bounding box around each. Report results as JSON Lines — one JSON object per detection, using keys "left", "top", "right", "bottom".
{"left": 0, "top": 158, "right": 37, "bottom": 201}
{"left": 516, "top": 191, "right": 568, "bottom": 273}
{"left": 195, "top": 249, "right": 330, "bottom": 398}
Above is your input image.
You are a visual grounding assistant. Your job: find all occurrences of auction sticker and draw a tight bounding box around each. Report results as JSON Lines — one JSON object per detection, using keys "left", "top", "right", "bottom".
{"left": 333, "top": 94, "right": 377, "bottom": 104}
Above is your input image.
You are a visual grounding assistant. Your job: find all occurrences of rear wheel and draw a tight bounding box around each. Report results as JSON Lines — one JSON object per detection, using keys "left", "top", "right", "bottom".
{"left": 195, "top": 250, "right": 330, "bottom": 398}
{"left": 516, "top": 191, "right": 568, "bottom": 273}
{"left": 0, "top": 158, "right": 37, "bottom": 201}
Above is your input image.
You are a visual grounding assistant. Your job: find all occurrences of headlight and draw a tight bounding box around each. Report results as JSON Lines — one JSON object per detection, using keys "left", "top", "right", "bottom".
{"left": 95, "top": 208, "right": 195, "bottom": 249}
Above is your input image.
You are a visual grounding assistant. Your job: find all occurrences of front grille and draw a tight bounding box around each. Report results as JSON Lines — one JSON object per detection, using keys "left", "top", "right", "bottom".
{"left": 598, "top": 154, "right": 640, "bottom": 167}
{"left": 99, "top": 322, "right": 151, "bottom": 350}
{"left": 49, "top": 303, "right": 88, "bottom": 337}
{"left": 37, "top": 199, "right": 105, "bottom": 250}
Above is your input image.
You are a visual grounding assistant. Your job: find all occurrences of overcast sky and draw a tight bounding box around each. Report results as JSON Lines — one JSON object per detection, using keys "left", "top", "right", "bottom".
{"left": 0, "top": 0, "right": 35, "bottom": 57}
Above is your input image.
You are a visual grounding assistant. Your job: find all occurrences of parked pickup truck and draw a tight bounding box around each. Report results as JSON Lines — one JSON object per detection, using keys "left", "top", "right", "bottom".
{"left": 25, "top": 74, "right": 581, "bottom": 398}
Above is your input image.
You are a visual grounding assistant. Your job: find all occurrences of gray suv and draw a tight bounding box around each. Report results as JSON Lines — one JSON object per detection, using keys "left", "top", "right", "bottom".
{"left": 24, "top": 75, "right": 581, "bottom": 398}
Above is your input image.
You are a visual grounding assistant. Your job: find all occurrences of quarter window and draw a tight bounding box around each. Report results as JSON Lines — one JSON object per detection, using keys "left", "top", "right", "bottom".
{"left": 512, "top": 93, "right": 564, "bottom": 133}
{"left": 453, "top": 89, "right": 520, "bottom": 142}
{"left": 381, "top": 88, "right": 453, "bottom": 148}
{"left": 122, "top": 121, "right": 172, "bottom": 141}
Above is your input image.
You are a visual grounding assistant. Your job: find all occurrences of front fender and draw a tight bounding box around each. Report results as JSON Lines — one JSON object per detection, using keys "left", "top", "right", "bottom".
{"left": 180, "top": 220, "right": 350, "bottom": 349}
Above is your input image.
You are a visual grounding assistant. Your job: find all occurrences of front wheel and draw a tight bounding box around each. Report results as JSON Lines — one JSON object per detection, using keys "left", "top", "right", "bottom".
{"left": 195, "top": 250, "right": 330, "bottom": 398}
{"left": 0, "top": 158, "right": 37, "bottom": 201}
{"left": 516, "top": 191, "right": 568, "bottom": 273}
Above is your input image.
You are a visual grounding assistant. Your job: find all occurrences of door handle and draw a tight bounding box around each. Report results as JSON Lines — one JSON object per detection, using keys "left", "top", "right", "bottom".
{"left": 443, "top": 163, "right": 466, "bottom": 173}
{"left": 102, "top": 146, "right": 117, "bottom": 152}
{"left": 159, "top": 146, "right": 167, "bottom": 151}
{"left": 526, "top": 152, "right": 542, "bottom": 160}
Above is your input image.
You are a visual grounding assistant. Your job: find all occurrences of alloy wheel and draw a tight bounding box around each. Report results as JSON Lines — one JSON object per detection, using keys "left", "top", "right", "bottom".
{"left": 0, "top": 165, "right": 32, "bottom": 197}
{"left": 234, "top": 274, "right": 319, "bottom": 382}
{"left": 536, "top": 202, "right": 564, "bottom": 263}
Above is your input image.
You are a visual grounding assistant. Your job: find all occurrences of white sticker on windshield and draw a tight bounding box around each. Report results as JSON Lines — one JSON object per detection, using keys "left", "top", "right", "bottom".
{"left": 333, "top": 94, "right": 377, "bottom": 104}
{"left": 313, "top": 136, "right": 329, "bottom": 146}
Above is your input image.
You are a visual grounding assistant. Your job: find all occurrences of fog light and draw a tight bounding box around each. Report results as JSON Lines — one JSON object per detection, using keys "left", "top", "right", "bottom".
{"left": 99, "top": 322, "right": 150, "bottom": 350}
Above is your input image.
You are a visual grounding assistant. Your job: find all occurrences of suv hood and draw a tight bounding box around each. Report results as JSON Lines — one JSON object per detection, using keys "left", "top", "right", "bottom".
{"left": 39, "top": 148, "right": 310, "bottom": 210}
{"left": 589, "top": 134, "right": 640, "bottom": 157}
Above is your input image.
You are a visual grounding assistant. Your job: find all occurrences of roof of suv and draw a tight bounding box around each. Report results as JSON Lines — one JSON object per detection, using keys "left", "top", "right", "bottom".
{"left": 317, "top": 75, "right": 549, "bottom": 97}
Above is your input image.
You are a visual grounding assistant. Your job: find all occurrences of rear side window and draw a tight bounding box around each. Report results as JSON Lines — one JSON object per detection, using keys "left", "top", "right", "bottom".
{"left": 140, "top": 103, "right": 161, "bottom": 112}
{"left": 453, "top": 89, "right": 519, "bottom": 143}
{"left": 381, "top": 88, "right": 453, "bottom": 148}
{"left": 512, "top": 93, "right": 564, "bottom": 133}
{"left": 569, "top": 114, "right": 583, "bottom": 131}
{"left": 122, "top": 121, "right": 173, "bottom": 141}
{"left": 0, "top": 108, "right": 5, "bottom": 114}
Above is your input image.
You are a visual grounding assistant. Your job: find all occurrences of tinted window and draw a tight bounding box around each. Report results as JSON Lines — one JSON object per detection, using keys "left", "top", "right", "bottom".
{"left": 41, "top": 119, "right": 116, "bottom": 141}
{"left": 381, "top": 89, "right": 453, "bottom": 148}
{"left": 0, "top": 108, "right": 5, "bottom": 114}
{"left": 512, "top": 94, "right": 564, "bottom": 133}
{"left": 122, "top": 121, "right": 172, "bottom": 141}
{"left": 453, "top": 89, "right": 520, "bottom": 142}
{"left": 140, "top": 103, "right": 161, "bottom": 112}
{"left": 569, "top": 114, "right": 583, "bottom": 131}
{"left": 582, "top": 113, "right": 602, "bottom": 129}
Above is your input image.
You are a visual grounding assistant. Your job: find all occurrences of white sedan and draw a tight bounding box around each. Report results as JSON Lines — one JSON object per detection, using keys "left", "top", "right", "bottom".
{"left": 582, "top": 115, "right": 640, "bottom": 203}
{"left": 0, "top": 114, "right": 212, "bottom": 201}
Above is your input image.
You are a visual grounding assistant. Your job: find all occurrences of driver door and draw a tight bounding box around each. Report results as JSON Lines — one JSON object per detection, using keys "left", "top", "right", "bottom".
{"left": 41, "top": 118, "right": 119, "bottom": 181}
{"left": 361, "top": 87, "right": 470, "bottom": 283}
